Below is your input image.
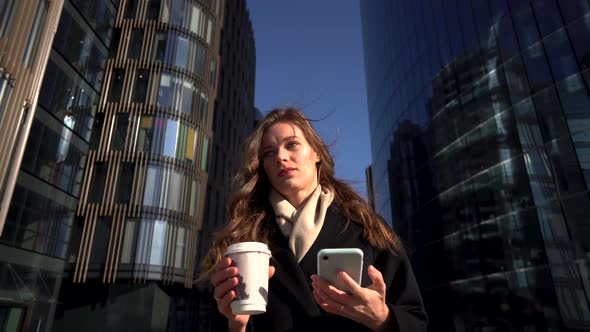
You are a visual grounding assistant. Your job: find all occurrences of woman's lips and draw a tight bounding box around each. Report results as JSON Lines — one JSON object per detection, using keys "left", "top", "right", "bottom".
{"left": 278, "top": 168, "right": 296, "bottom": 177}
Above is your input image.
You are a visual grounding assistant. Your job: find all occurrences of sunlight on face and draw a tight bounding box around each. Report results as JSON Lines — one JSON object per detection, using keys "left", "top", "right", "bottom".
{"left": 261, "top": 122, "right": 320, "bottom": 206}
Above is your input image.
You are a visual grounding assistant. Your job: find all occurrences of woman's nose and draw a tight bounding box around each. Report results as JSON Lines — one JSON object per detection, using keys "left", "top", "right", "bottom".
{"left": 276, "top": 148, "right": 288, "bottom": 162}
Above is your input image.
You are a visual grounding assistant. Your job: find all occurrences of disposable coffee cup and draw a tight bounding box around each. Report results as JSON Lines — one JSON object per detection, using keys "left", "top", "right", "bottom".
{"left": 225, "top": 242, "right": 272, "bottom": 315}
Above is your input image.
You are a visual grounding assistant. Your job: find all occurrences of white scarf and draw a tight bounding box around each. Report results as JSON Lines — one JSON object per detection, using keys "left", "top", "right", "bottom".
{"left": 269, "top": 185, "right": 334, "bottom": 262}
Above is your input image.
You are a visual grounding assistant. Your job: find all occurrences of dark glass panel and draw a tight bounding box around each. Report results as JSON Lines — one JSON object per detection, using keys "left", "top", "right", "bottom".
{"left": 532, "top": 0, "right": 564, "bottom": 37}
{"left": 127, "top": 29, "right": 143, "bottom": 59}
{"left": 116, "top": 162, "right": 134, "bottom": 204}
{"left": 147, "top": 0, "right": 161, "bottom": 20}
{"left": 125, "top": 0, "right": 139, "bottom": 19}
{"left": 20, "top": 115, "right": 87, "bottom": 195}
{"left": 557, "top": 0, "right": 590, "bottom": 24}
{"left": 111, "top": 112, "right": 129, "bottom": 150}
{"left": 503, "top": 56, "right": 530, "bottom": 105}
{"left": 2, "top": 180, "right": 75, "bottom": 259}
{"left": 543, "top": 28, "right": 580, "bottom": 81}
{"left": 52, "top": 3, "right": 108, "bottom": 90}
{"left": 89, "top": 217, "right": 111, "bottom": 264}
{"left": 547, "top": 137, "right": 586, "bottom": 196}
{"left": 566, "top": 13, "right": 590, "bottom": 69}
{"left": 70, "top": 0, "right": 116, "bottom": 45}
{"left": 472, "top": 0, "right": 497, "bottom": 51}
{"left": 490, "top": 0, "right": 520, "bottom": 61}
{"left": 513, "top": 98, "right": 545, "bottom": 153}
{"left": 89, "top": 112, "right": 105, "bottom": 150}
{"left": 531, "top": 87, "right": 569, "bottom": 142}
{"left": 109, "top": 28, "right": 121, "bottom": 57}
{"left": 88, "top": 163, "right": 107, "bottom": 203}
{"left": 509, "top": 0, "right": 540, "bottom": 50}
{"left": 132, "top": 69, "right": 149, "bottom": 103}
{"left": 107, "top": 69, "right": 125, "bottom": 103}
{"left": 560, "top": 192, "right": 590, "bottom": 255}
{"left": 457, "top": 0, "right": 478, "bottom": 54}
{"left": 37, "top": 56, "right": 99, "bottom": 141}
{"left": 556, "top": 73, "right": 590, "bottom": 116}
{"left": 521, "top": 43, "right": 552, "bottom": 93}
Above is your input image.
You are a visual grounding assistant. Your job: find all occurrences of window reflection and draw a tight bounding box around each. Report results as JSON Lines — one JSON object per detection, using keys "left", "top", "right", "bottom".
{"left": 0, "top": 0, "right": 17, "bottom": 38}
{"left": 157, "top": 71, "right": 201, "bottom": 115}
{"left": 111, "top": 112, "right": 129, "bottom": 150}
{"left": 127, "top": 29, "right": 143, "bottom": 59}
{"left": 70, "top": 0, "right": 115, "bottom": 44}
{"left": 120, "top": 219, "right": 137, "bottom": 264}
{"left": 21, "top": 112, "right": 88, "bottom": 195}
{"left": 2, "top": 174, "right": 76, "bottom": 259}
{"left": 0, "top": 68, "right": 14, "bottom": 128}
{"left": 163, "top": 119, "right": 178, "bottom": 157}
{"left": 108, "top": 69, "right": 125, "bottom": 103}
{"left": 38, "top": 54, "right": 99, "bottom": 141}
{"left": 151, "top": 30, "right": 209, "bottom": 78}
{"left": 132, "top": 69, "right": 149, "bottom": 103}
{"left": 88, "top": 163, "right": 107, "bottom": 203}
{"left": 53, "top": 2, "right": 108, "bottom": 90}
{"left": 141, "top": 163, "right": 201, "bottom": 214}
{"left": 149, "top": 220, "right": 166, "bottom": 265}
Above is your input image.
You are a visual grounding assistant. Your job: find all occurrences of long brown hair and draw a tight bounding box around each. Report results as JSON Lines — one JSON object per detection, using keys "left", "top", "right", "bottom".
{"left": 199, "top": 107, "right": 400, "bottom": 279}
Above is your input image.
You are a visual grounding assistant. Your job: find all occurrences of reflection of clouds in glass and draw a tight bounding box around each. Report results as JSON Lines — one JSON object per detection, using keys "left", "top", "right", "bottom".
{"left": 150, "top": 220, "right": 167, "bottom": 265}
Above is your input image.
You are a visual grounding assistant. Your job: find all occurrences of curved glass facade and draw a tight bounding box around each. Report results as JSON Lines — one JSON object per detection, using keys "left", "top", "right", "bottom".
{"left": 361, "top": 0, "right": 590, "bottom": 330}
{"left": 74, "top": 0, "right": 222, "bottom": 287}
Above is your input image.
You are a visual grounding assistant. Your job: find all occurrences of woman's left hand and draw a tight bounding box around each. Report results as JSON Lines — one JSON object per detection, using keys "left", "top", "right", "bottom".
{"left": 311, "top": 265, "right": 392, "bottom": 332}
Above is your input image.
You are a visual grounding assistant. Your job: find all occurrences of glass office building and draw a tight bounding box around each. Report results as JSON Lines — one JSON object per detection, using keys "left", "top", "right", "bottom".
{"left": 361, "top": 0, "right": 590, "bottom": 330}
{"left": 0, "top": 1, "right": 94, "bottom": 331}
{"left": 52, "top": 0, "right": 224, "bottom": 331}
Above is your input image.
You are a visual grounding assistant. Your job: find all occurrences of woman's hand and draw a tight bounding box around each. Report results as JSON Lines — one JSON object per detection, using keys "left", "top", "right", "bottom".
{"left": 211, "top": 257, "right": 276, "bottom": 332}
{"left": 311, "top": 265, "right": 392, "bottom": 332}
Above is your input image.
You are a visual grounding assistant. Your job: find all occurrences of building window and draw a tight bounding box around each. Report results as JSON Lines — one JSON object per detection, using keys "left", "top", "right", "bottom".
{"left": 22, "top": 0, "right": 49, "bottom": 68}
{"left": 0, "top": 0, "right": 17, "bottom": 37}
{"left": 147, "top": 0, "right": 161, "bottom": 20}
{"left": 163, "top": 119, "right": 178, "bottom": 157}
{"left": 121, "top": 218, "right": 138, "bottom": 264}
{"left": 125, "top": 0, "right": 139, "bottom": 19}
{"left": 0, "top": 305, "right": 25, "bottom": 331}
{"left": 150, "top": 220, "right": 166, "bottom": 265}
{"left": 0, "top": 103, "right": 29, "bottom": 203}
{"left": 201, "top": 137, "right": 209, "bottom": 171}
{"left": 88, "top": 162, "right": 107, "bottom": 203}
{"left": 0, "top": 68, "right": 14, "bottom": 127}
{"left": 127, "top": 29, "right": 143, "bottom": 59}
{"left": 111, "top": 112, "right": 129, "bottom": 150}
{"left": 116, "top": 162, "right": 134, "bottom": 204}
{"left": 174, "top": 226, "right": 186, "bottom": 268}
{"left": 108, "top": 69, "right": 125, "bottom": 103}
{"left": 132, "top": 69, "right": 149, "bottom": 103}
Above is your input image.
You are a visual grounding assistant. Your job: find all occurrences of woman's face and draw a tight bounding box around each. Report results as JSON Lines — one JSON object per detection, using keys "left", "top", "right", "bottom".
{"left": 261, "top": 122, "right": 320, "bottom": 206}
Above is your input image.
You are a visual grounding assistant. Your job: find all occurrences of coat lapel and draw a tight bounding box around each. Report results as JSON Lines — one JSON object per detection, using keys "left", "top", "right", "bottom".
{"left": 269, "top": 219, "right": 321, "bottom": 317}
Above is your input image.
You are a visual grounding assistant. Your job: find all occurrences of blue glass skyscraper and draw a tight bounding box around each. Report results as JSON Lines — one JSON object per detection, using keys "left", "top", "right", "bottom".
{"left": 361, "top": 1, "right": 590, "bottom": 330}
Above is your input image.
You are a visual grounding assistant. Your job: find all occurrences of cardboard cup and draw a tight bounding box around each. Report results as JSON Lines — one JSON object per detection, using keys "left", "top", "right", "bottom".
{"left": 225, "top": 242, "right": 272, "bottom": 315}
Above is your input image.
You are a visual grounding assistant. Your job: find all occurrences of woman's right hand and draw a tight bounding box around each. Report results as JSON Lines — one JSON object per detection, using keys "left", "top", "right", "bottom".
{"left": 211, "top": 257, "right": 276, "bottom": 332}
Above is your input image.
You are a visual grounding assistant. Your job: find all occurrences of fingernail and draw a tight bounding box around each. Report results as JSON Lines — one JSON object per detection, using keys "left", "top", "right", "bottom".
{"left": 310, "top": 275, "right": 317, "bottom": 281}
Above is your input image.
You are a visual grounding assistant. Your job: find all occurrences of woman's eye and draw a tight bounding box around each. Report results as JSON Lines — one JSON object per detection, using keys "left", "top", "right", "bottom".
{"left": 286, "top": 141, "right": 299, "bottom": 149}
{"left": 263, "top": 151, "right": 276, "bottom": 158}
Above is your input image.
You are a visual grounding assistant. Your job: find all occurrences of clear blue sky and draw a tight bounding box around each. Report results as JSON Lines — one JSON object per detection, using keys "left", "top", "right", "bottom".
{"left": 246, "top": 0, "right": 371, "bottom": 197}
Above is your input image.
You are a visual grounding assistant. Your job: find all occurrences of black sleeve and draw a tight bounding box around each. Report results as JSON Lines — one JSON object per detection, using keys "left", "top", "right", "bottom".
{"left": 375, "top": 247, "right": 428, "bottom": 331}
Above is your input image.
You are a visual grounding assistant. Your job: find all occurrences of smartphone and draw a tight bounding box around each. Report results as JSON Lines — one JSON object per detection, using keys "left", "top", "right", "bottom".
{"left": 317, "top": 248, "right": 363, "bottom": 292}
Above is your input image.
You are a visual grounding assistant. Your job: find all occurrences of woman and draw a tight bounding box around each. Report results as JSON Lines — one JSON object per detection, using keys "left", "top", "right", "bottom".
{"left": 201, "top": 108, "right": 427, "bottom": 331}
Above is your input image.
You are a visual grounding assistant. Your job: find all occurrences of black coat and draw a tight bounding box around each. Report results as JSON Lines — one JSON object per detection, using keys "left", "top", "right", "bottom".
{"left": 214, "top": 206, "right": 428, "bottom": 331}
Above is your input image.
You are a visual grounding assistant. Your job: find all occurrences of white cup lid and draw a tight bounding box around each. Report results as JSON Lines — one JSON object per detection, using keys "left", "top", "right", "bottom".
{"left": 225, "top": 241, "right": 271, "bottom": 256}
